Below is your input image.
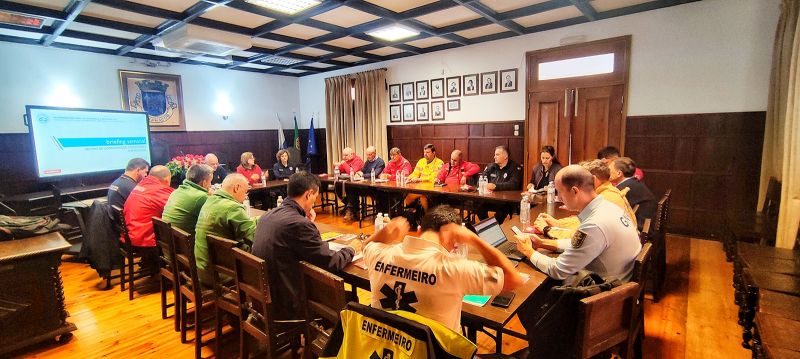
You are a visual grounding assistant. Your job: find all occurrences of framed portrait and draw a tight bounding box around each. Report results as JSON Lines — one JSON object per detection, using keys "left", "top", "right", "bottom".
{"left": 402, "top": 103, "right": 415, "bottom": 122}
{"left": 390, "top": 104, "right": 401, "bottom": 123}
{"left": 402, "top": 82, "right": 414, "bottom": 101}
{"left": 446, "top": 99, "right": 461, "bottom": 112}
{"left": 415, "top": 80, "right": 429, "bottom": 100}
{"left": 416, "top": 102, "right": 429, "bottom": 121}
{"left": 431, "top": 101, "right": 445, "bottom": 121}
{"left": 481, "top": 71, "right": 498, "bottom": 94}
{"left": 463, "top": 74, "right": 479, "bottom": 96}
{"left": 430, "top": 78, "right": 444, "bottom": 99}
{"left": 119, "top": 70, "right": 185, "bottom": 131}
{"left": 446, "top": 76, "right": 461, "bottom": 97}
{"left": 389, "top": 84, "right": 401, "bottom": 103}
{"left": 500, "top": 68, "right": 518, "bottom": 93}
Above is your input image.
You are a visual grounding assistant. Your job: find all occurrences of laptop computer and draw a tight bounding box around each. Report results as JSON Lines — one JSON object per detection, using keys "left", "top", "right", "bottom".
{"left": 474, "top": 218, "right": 527, "bottom": 261}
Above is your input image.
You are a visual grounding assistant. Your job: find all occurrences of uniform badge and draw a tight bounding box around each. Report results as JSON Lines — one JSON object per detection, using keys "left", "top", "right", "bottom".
{"left": 620, "top": 216, "right": 631, "bottom": 227}
{"left": 571, "top": 230, "right": 587, "bottom": 249}
{"left": 503, "top": 173, "right": 508, "bottom": 179}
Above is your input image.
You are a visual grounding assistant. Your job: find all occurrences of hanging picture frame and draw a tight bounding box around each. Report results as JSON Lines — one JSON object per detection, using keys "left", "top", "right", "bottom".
{"left": 481, "top": 71, "right": 498, "bottom": 94}
{"left": 402, "top": 82, "right": 414, "bottom": 101}
{"left": 463, "top": 74, "right": 479, "bottom": 96}
{"left": 390, "top": 104, "right": 401, "bottom": 122}
{"left": 415, "top": 80, "right": 429, "bottom": 100}
{"left": 431, "top": 101, "right": 445, "bottom": 121}
{"left": 119, "top": 70, "right": 185, "bottom": 131}
{"left": 402, "top": 103, "right": 415, "bottom": 122}
{"left": 446, "top": 99, "right": 461, "bottom": 111}
{"left": 416, "top": 102, "right": 429, "bottom": 121}
{"left": 446, "top": 76, "right": 461, "bottom": 97}
{"left": 430, "top": 78, "right": 444, "bottom": 99}
{"left": 500, "top": 68, "right": 518, "bottom": 93}
{"left": 389, "top": 84, "right": 401, "bottom": 103}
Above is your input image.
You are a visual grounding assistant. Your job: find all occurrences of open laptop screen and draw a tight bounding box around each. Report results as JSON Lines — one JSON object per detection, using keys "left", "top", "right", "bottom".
{"left": 474, "top": 218, "right": 507, "bottom": 247}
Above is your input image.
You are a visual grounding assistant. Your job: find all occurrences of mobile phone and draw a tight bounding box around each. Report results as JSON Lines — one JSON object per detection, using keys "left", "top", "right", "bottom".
{"left": 511, "top": 226, "right": 523, "bottom": 236}
{"left": 491, "top": 292, "right": 515, "bottom": 308}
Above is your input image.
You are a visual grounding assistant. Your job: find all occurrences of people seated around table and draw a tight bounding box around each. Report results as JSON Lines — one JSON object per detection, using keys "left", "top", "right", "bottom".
{"left": 251, "top": 172, "right": 362, "bottom": 320}
{"left": 435, "top": 149, "right": 480, "bottom": 186}
{"left": 194, "top": 173, "right": 256, "bottom": 287}
{"left": 597, "top": 145, "right": 644, "bottom": 184}
{"left": 403, "top": 144, "right": 444, "bottom": 211}
{"left": 236, "top": 151, "right": 266, "bottom": 185}
{"left": 513, "top": 165, "right": 641, "bottom": 345}
{"left": 345, "top": 146, "right": 386, "bottom": 222}
{"left": 122, "top": 165, "right": 174, "bottom": 277}
{"left": 108, "top": 157, "right": 149, "bottom": 211}
{"left": 272, "top": 149, "right": 294, "bottom": 180}
{"left": 363, "top": 205, "right": 523, "bottom": 332}
{"left": 612, "top": 157, "right": 657, "bottom": 230}
{"left": 527, "top": 145, "right": 563, "bottom": 191}
{"left": 380, "top": 147, "right": 413, "bottom": 181}
{"left": 162, "top": 164, "right": 213, "bottom": 234}
{"left": 534, "top": 159, "right": 637, "bottom": 243}
{"left": 333, "top": 147, "right": 364, "bottom": 177}
{"left": 205, "top": 153, "right": 227, "bottom": 185}
{"left": 476, "top": 145, "right": 523, "bottom": 224}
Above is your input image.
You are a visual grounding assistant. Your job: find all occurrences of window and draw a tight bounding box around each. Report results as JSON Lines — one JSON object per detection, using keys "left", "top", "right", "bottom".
{"left": 538, "top": 53, "right": 615, "bottom": 80}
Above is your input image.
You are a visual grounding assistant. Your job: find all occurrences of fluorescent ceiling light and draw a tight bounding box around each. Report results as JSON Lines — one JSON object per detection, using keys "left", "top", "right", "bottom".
{"left": 0, "top": 11, "right": 44, "bottom": 29}
{"left": 244, "top": 0, "right": 321, "bottom": 15}
{"left": 367, "top": 25, "right": 419, "bottom": 42}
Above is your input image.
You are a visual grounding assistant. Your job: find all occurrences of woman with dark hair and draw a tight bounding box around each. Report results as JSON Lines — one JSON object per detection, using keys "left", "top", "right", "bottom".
{"left": 272, "top": 149, "right": 293, "bottom": 180}
{"left": 527, "top": 145, "right": 562, "bottom": 190}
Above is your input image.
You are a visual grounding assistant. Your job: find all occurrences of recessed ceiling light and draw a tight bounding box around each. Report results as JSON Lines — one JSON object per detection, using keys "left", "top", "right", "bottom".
{"left": 0, "top": 11, "right": 44, "bottom": 29}
{"left": 244, "top": 0, "right": 321, "bottom": 15}
{"left": 366, "top": 25, "right": 419, "bottom": 42}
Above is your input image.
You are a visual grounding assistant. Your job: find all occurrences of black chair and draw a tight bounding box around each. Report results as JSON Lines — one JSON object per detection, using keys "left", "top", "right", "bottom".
{"left": 152, "top": 217, "right": 180, "bottom": 332}
{"left": 110, "top": 205, "right": 148, "bottom": 301}
{"left": 206, "top": 234, "right": 241, "bottom": 357}
{"left": 630, "top": 239, "right": 653, "bottom": 359}
{"left": 299, "top": 261, "right": 348, "bottom": 359}
{"left": 232, "top": 247, "right": 304, "bottom": 359}
{"left": 647, "top": 189, "right": 671, "bottom": 302}
{"left": 725, "top": 177, "right": 781, "bottom": 261}
{"left": 357, "top": 194, "right": 378, "bottom": 228}
{"left": 172, "top": 227, "right": 216, "bottom": 359}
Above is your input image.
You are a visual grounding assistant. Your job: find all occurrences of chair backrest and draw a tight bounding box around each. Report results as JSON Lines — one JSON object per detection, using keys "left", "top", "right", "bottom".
{"left": 638, "top": 218, "right": 652, "bottom": 244}
{"left": 232, "top": 247, "right": 278, "bottom": 348}
{"left": 631, "top": 242, "right": 653, "bottom": 286}
{"left": 762, "top": 177, "right": 781, "bottom": 217}
{"left": 110, "top": 204, "right": 134, "bottom": 251}
{"left": 206, "top": 234, "right": 239, "bottom": 299}
{"left": 299, "top": 261, "right": 347, "bottom": 350}
{"left": 171, "top": 226, "right": 202, "bottom": 299}
{"left": 152, "top": 217, "right": 176, "bottom": 271}
{"left": 632, "top": 203, "right": 640, "bottom": 214}
{"left": 575, "top": 282, "right": 640, "bottom": 359}
{"left": 653, "top": 189, "right": 671, "bottom": 234}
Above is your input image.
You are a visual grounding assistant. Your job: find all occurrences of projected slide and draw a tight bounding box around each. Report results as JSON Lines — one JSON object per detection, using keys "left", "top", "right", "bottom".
{"left": 27, "top": 106, "right": 151, "bottom": 178}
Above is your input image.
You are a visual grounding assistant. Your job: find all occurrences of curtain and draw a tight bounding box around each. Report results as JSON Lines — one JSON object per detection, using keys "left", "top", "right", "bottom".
{"left": 354, "top": 69, "right": 389, "bottom": 161}
{"left": 325, "top": 75, "right": 355, "bottom": 172}
{"left": 759, "top": 0, "right": 800, "bottom": 248}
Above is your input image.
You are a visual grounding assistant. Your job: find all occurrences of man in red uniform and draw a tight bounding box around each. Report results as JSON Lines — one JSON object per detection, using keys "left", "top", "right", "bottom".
{"left": 334, "top": 147, "right": 364, "bottom": 175}
{"left": 380, "top": 147, "right": 413, "bottom": 181}
{"left": 436, "top": 149, "right": 480, "bottom": 186}
{"left": 123, "top": 165, "right": 174, "bottom": 277}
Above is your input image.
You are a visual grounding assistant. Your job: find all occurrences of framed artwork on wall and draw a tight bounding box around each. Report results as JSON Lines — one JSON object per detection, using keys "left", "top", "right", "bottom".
{"left": 430, "top": 78, "right": 444, "bottom": 99}
{"left": 390, "top": 104, "right": 401, "bottom": 123}
{"left": 416, "top": 102, "right": 429, "bottom": 121}
{"left": 119, "top": 70, "right": 185, "bottom": 131}
{"left": 446, "top": 99, "right": 460, "bottom": 111}
{"left": 500, "top": 68, "right": 518, "bottom": 93}
{"left": 402, "top": 103, "right": 415, "bottom": 122}
{"left": 463, "top": 74, "right": 479, "bottom": 96}
{"left": 481, "top": 71, "right": 498, "bottom": 94}
{"left": 415, "top": 80, "right": 429, "bottom": 100}
{"left": 389, "top": 84, "right": 401, "bottom": 102}
{"left": 402, "top": 82, "right": 414, "bottom": 101}
{"left": 431, "top": 101, "right": 445, "bottom": 121}
{"left": 446, "top": 76, "right": 461, "bottom": 97}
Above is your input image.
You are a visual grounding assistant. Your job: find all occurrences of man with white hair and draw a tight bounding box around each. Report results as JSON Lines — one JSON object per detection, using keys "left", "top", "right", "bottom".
{"left": 346, "top": 146, "right": 386, "bottom": 222}
{"left": 205, "top": 153, "right": 228, "bottom": 185}
{"left": 333, "top": 147, "right": 364, "bottom": 220}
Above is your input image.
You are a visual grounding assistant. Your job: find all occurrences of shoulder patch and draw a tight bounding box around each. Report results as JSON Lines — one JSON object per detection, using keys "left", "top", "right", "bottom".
{"left": 571, "top": 230, "right": 587, "bottom": 249}
{"left": 620, "top": 216, "right": 631, "bottom": 228}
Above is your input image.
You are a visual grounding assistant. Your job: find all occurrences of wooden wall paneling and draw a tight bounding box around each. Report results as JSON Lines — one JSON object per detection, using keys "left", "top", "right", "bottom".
{"left": 469, "top": 124, "right": 484, "bottom": 137}
{"left": 434, "top": 124, "right": 468, "bottom": 138}
{"left": 420, "top": 125, "right": 435, "bottom": 138}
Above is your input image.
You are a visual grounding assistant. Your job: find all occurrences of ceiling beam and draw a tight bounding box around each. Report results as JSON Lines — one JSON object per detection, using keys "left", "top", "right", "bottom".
{"left": 450, "top": 0, "right": 525, "bottom": 35}
{"left": 0, "top": 2, "right": 67, "bottom": 21}
{"left": 41, "top": 0, "right": 91, "bottom": 46}
{"left": 568, "top": 0, "right": 598, "bottom": 21}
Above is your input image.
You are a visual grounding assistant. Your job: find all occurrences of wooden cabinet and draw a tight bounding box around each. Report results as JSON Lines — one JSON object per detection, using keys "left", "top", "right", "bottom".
{"left": 0, "top": 232, "right": 76, "bottom": 355}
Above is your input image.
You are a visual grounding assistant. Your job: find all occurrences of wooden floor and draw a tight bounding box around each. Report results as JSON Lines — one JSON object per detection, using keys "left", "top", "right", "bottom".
{"left": 10, "top": 213, "right": 751, "bottom": 358}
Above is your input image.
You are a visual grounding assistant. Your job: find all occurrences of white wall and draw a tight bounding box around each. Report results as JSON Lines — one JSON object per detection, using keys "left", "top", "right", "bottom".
{"left": 0, "top": 41, "right": 300, "bottom": 133}
{"left": 299, "top": 0, "right": 779, "bottom": 126}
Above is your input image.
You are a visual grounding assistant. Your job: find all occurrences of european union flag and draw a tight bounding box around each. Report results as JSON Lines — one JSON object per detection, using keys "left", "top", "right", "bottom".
{"left": 307, "top": 117, "right": 317, "bottom": 155}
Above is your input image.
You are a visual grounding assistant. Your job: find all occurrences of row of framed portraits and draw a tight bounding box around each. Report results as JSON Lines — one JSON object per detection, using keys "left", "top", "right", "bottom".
{"left": 389, "top": 99, "right": 461, "bottom": 122}
{"left": 389, "top": 68, "right": 518, "bottom": 103}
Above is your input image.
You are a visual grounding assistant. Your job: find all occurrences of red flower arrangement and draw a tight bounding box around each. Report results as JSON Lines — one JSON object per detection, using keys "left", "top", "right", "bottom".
{"left": 166, "top": 154, "right": 205, "bottom": 177}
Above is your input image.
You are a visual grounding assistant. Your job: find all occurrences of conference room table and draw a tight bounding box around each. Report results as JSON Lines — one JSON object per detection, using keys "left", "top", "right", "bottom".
{"left": 313, "top": 198, "right": 573, "bottom": 353}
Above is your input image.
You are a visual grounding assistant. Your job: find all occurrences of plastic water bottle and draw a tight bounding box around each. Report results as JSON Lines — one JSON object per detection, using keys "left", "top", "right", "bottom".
{"left": 396, "top": 171, "right": 401, "bottom": 186}
{"left": 547, "top": 182, "right": 555, "bottom": 204}
{"left": 261, "top": 173, "right": 266, "bottom": 187}
{"left": 478, "top": 175, "right": 486, "bottom": 195}
{"left": 520, "top": 195, "right": 530, "bottom": 228}
{"left": 374, "top": 213, "right": 383, "bottom": 232}
{"left": 276, "top": 195, "right": 283, "bottom": 207}
{"left": 243, "top": 195, "right": 251, "bottom": 217}
{"left": 370, "top": 168, "right": 376, "bottom": 183}
{"left": 349, "top": 168, "right": 354, "bottom": 180}
{"left": 334, "top": 167, "right": 340, "bottom": 179}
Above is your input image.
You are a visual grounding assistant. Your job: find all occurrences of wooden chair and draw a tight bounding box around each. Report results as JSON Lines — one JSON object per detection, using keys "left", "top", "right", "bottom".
{"left": 206, "top": 234, "right": 241, "bottom": 357}
{"left": 152, "top": 217, "right": 180, "bottom": 332}
{"left": 739, "top": 267, "right": 800, "bottom": 349}
{"left": 357, "top": 194, "right": 378, "bottom": 228}
{"left": 752, "top": 312, "right": 800, "bottom": 359}
{"left": 725, "top": 177, "right": 781, "bottom": 261}
{"left": 575, "top": 282, "right": 641, "bottom": 359}
{"left": 630, "top": 240, "right": 653, "bottom": 359}
{"left": 232, "top": 247, "right": 304, "bottom": 359}
{"left": 110, "top": 205, "right": 147, "bottom": 301}
{"left": 647, "top": 190, "right": 671, "bottom": 302}
{"left": 172, "top": 227, "right": 216, "bottom": 359}
{"left": 299, "top": 261, "right": 348, "bottom": 359}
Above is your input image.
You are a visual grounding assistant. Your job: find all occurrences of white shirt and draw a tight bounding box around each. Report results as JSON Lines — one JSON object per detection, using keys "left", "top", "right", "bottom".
{"left": 531, "top": 196, "right": 641, "bottom": 282}
{"left": 364, "top": 236, "right": 505, "bottom": 331}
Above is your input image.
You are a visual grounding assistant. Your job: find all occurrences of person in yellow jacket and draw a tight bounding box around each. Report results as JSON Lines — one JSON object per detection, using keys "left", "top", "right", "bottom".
{"left": 403, "top": 144, "right": 444, "bottom": 210}
{"left": 534, "top": 159, "right": 636, "bottom": 245}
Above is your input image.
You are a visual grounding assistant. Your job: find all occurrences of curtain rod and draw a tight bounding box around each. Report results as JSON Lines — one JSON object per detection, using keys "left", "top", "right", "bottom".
{"left": 325, "top": 67, "right": 387, "bottom": 80}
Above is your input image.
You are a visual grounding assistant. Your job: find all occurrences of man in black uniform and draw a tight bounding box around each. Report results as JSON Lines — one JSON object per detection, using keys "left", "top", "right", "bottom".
{"left": 250, "top": 172, "right": 362, "bottom": 320}
{"left": 205, "top": 153, "right": 228, "bottom": 185}
{"left": 476, "top": 145, "right": 522, "bottom": 224}
{"left": 107, "top": 157, "right": 149, "bottom": 211}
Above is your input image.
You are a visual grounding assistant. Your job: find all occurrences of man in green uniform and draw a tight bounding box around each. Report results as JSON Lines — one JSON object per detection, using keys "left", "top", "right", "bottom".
{"left": 162, "top": 164, "right": 213, "bottom": 234}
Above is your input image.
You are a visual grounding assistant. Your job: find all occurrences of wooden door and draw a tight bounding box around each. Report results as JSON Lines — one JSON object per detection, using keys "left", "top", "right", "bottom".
{"left": 527, "top": 90, "right": 570, "bottom": 178}
{"left": 570, "top": 84, "right": 624, "bottom": 163}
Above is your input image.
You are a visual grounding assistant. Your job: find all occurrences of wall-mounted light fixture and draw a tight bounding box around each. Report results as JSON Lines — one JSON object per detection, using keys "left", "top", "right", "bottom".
{"left": 47, "top": 84, "right": 81, "bottom": 108}
{"left": 215, "top": 93, "right": 233, "bottom": 120}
